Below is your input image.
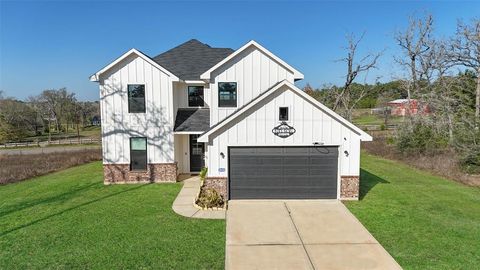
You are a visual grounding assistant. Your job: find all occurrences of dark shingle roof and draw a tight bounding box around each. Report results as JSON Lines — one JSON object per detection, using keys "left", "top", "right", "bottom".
{"left": 174, "top": 108, "right": 210, "bottom": 132}
{"left": 152, "top": 39, "right": 234, "bottom": 80}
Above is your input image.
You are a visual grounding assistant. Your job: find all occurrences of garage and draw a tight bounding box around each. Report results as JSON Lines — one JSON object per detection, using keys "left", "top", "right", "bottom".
{"left": 229, "top": 146, "right": 338, "bottom": 199}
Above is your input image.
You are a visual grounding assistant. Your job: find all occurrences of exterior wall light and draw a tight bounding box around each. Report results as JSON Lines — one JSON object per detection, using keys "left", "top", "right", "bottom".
{"left": 220, "top": 152, "right": 225, "bottom": 159}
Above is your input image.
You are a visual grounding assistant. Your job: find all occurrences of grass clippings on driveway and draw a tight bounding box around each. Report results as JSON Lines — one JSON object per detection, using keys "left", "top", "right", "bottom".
{"left": 0, "top": 161, "right": 225, "bottom": 269}
{"left": 346, "top": 153, "right": 480, "bottom": 270}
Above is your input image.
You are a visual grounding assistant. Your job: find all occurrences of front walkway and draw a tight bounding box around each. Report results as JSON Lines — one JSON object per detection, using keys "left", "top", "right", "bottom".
{"left": 171, "top": 175, "right": 225, "bottom": 219}
{"left": 226, "top": 200, "right": 402, "bottom": 270}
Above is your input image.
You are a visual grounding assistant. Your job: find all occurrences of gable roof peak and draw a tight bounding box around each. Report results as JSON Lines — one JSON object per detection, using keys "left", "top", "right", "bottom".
{"left": 200, "top": 40, "right": 304, "bottom": 80}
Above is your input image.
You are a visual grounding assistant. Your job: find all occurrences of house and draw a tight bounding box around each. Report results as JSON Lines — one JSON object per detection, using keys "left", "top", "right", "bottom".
{"left": 90, "top": 39, "right": 372, "bottom": 200}
{"left": 387, "top": 98, "right": 430, "bottom": 116}
{"left": 91, "top": 115, "right": 101, "bottom": 126}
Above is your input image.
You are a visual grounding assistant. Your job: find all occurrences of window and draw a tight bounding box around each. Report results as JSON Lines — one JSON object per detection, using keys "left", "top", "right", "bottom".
{"left": 279, "top": 107, "right": 289, "bottom": 121}
{"left": 188, "top": 86, "right": 204, "bottom": 107}
{"left": 218, "top": 82, "right": 237, "bottom": 107}
{"left": 130, "top": 137, "right": 147, "bottom": 171}
{"left": 128, "top": 84, "right": 145, "bottom": 113}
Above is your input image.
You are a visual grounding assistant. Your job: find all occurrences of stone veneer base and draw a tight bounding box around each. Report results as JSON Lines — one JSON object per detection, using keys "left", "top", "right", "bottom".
{"left": 103, "top": 163, "right": 177, "bottom": 184}
{"left": 340, "top": 175, "right": 360, "bottom": 200}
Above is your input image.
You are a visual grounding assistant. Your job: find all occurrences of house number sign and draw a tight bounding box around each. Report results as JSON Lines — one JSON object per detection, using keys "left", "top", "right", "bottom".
{"left": 272, "top": 122, "right": 296, "bottom": 138}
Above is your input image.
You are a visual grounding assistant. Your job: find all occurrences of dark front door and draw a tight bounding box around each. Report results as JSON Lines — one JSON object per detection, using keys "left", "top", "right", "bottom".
{"left": 229, "top": 146, "right": 338, "bottom": 199}
{"left": 189, "top": 134, "right": 205, "bottom": 172}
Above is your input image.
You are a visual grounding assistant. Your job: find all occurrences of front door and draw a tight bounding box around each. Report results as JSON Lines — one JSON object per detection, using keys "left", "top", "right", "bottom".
{"left": 189, "top": 134, "right": 205, "bottom": 172}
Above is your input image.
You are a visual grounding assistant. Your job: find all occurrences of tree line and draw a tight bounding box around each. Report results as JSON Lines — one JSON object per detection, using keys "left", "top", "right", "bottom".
{"left": 305, "top": 14, "right": 480, "bottom": 172}
{"left": 0, "top": 89, "right": 100, "bottom": 143}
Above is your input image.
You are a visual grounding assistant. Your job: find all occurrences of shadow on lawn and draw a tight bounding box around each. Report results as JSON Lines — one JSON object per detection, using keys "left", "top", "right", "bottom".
{"left": 0, "top": 184, "right": 148, "bottom": 237}
{"left": 0, "top": 182, "right": 102, "bottom": 218}
{"left": 359, "top": 169, "right": 390, "bottom": 200}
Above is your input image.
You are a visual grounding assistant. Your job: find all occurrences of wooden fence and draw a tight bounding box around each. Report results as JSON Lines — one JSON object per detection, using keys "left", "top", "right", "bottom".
{"left": 0, "top": 138, "right": 101, "bottom": 148}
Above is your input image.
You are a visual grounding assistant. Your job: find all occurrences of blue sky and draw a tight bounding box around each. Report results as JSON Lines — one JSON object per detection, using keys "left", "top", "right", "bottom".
{"left": 0, "top": 1, "right": 478, "bottom": 101}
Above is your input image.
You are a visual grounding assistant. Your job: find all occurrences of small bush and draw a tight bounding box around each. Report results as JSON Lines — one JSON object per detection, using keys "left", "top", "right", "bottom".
{"left": 458, "top": 146, "right": 480, "bottom": 174}
{"left": 199, "top": 167, "right": 208, "bottom": 180}
{"left": 196, "top": 187, "right": 224, "bottom": 208}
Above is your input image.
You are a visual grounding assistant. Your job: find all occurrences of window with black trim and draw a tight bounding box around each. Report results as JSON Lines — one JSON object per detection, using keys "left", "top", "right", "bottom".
{"left": 188, "top": 86, "right": 204, "bottom": 107}
{"left": 279, "top": 107, "right": 289, "bottom": 121}
{"left": 128, "top": 84, "right": 145, "bottom": 113}
{"left": 218, "top": 82, "right": 237, "bottom": 107}
{"left": 130, "top": 137, "right": 147, "bottom": 171}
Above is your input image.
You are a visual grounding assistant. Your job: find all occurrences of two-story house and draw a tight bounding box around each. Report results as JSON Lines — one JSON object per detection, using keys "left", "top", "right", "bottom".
{"left": 90, "top": 39, "right": 372, "bottom": 200}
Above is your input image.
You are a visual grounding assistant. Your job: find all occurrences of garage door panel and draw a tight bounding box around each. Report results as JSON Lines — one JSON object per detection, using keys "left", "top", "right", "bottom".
{"left": 283, "top": 157, "right": 310, "bottom": 164}
{"left": 230, "top": 187, "right": 337, "bottom": 199}
{"left": 229, "top": 146, "right": 338, "bottom": 199}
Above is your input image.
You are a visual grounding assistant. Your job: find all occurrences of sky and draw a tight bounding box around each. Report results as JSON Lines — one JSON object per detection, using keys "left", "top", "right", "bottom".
{"left": 0, "top": 1, "right": 479, "bottom": 101}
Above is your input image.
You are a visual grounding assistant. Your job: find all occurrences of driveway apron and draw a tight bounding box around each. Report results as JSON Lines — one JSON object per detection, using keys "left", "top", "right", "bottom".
{"left": 226, "top": 200, "right": 402, "bottom": 270}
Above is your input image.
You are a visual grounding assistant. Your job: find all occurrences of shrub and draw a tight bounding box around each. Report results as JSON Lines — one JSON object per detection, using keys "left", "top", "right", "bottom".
{"left": 395, "top": 119, "right": 448, "bottom": 154}
{"left": 199, "top": 167, "right": 208, "bottom": 180}
{"left": 196, "top": 187, "right": 224, "bottom": 208}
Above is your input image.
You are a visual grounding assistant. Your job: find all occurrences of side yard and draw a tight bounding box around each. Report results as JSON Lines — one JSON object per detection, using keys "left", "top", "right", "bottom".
{"left": 346, "top": 153, "right": 480, "bottom": 269}
{"left": 0, "top": 162, "right": 225, "bottom": 269}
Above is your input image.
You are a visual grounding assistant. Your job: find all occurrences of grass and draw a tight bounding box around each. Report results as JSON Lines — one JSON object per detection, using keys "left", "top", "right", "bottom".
{"left": 0, "top": 162, "right": 225, "bottom": 269}
{"left": 352, "top": 113, "right": 404, "bottom": 126}
{"left": 22, "top": 126, "right": 101, "bottom": 142}
{"left": 346, "top": 153, "right": 480, "bottom": 269}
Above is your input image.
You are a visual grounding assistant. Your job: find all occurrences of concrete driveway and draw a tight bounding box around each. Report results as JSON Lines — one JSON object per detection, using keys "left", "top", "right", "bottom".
{"left": 226, "top": 200, "right": 402, "bottom": 270}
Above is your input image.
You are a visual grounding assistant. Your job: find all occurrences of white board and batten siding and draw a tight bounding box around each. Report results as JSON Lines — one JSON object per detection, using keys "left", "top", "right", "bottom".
{"left": 205, "top": 85, "right": 361, "bottom": 178}
{"left": 209, "top": 46, "right": 295, "bottom": 126}
{"left": 99, "top": 54, "right": 175, "bottom": 164}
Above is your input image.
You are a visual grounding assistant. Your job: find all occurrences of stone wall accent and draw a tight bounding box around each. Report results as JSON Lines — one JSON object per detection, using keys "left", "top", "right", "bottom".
{"left": 340, "top": 175, "right": 360, "bottom": 200}
{"left": 104, "top": 163, "right": 177, "bottom": 184}
{"left": 203, "top": 177, "right": 228, "bottom": 200}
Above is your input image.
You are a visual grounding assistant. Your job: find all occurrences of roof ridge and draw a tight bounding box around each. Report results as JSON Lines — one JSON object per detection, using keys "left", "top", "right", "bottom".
{"left": 153, "top": 39, "right": 209, "bottom": 58}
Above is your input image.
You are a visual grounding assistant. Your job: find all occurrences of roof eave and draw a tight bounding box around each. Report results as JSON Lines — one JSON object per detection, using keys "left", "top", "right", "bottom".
{"left": 89, "top": 48, "right": 179, "bottom": 83}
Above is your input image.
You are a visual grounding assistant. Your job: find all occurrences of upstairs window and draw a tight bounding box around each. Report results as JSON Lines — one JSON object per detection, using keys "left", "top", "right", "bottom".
{"left": 128, "top": 84, "right": 145, "bottom": 113}
{"left": 188, "top": 86, "right": 204, "bottom": 107}
{"left": 130, "top": 137, "right": 147, "bottom": 171}
{"left": 279, "top": 107, "right": 289, "bottom": 121}
{"left": 218, "top": 82, "right": 237, "bottom": 107}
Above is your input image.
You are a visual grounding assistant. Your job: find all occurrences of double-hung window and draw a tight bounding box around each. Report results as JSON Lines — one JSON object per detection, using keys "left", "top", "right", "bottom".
{"left": 130, "top": 137, "right": 147, "bottom": 171}
{"left": 218, "top": 82, "right": 237, "bottom": 107}
{"left": 128, "top": 84, "right": 145, "bottom": 113}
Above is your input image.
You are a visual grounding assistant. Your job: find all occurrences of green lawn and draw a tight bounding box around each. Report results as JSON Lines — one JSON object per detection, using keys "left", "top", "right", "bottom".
{"left": 352, "top": 113, "right": 404, "bottom": 126}
{"left": 346, "top": 153, "right": 480, "bottom": 269}
{"left": 0, "top": 162, "right": 225, "bottom": 269}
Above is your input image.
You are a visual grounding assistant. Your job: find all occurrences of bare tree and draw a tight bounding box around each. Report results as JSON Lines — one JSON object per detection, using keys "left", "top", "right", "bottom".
{"left": 394, "top": 14, "right": 434, "bottom": 105}
{"left": 333, "top": 32, "right": 381, "bottom": 121}
{"left": 449, "top": 18, "right": 480, "bottom": 117}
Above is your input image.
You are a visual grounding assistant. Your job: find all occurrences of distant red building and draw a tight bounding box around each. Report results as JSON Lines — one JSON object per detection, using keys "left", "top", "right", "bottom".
{"left": 387, "top": 99, "right": 430, "bottom": 116}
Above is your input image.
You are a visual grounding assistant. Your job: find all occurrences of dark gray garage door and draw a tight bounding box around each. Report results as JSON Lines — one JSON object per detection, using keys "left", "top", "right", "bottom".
{"left": 229, "top": 146, "right": 338, "bottom": 199}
